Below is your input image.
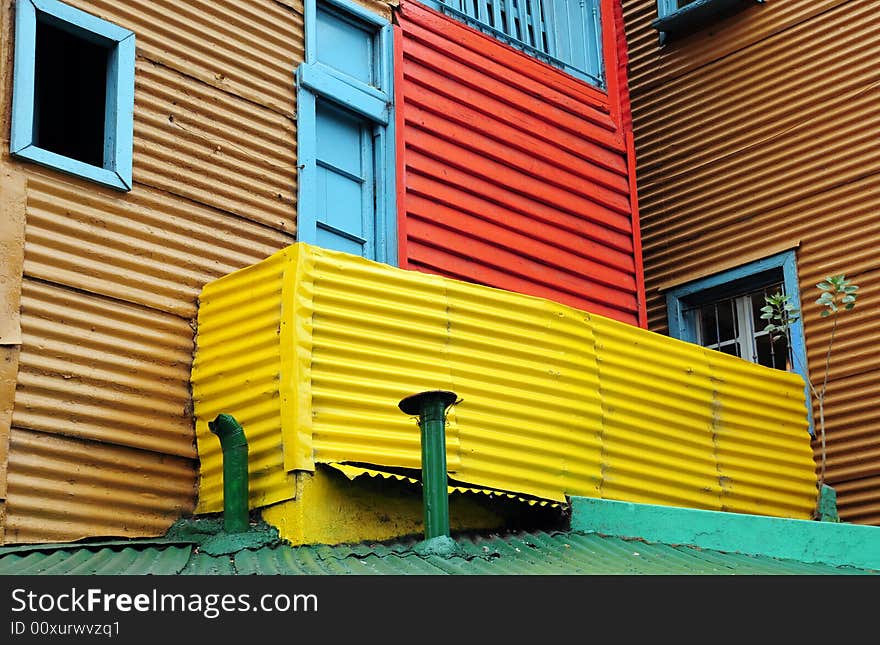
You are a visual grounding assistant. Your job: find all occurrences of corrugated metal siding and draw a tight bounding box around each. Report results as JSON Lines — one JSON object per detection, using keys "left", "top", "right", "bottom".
{"left": 0, "top": 545, "right": 192, "bottom": 575}
{"left": 4, "top": 428, "right": 195, "bottom": 544}
{"left": 13, "top": 280, "right": 194, "bottom": 457}
{"left": 621, "top": 0, "right": 880, "bottom": 522}
{"left": 60, "top": 0, "right": 303, "bottom": 117}
{"left": 1, "top": 0, "right": 302, "bottom": 542}
{"left": 191, "top": 250, "right": 297, "bottom": 512}
{"left": 834, "top": 476, "right": 880, "bottom": 526}
{"left": 22, "top": 172, "right": 293, "bottom": 319}
{"left": 133, "top": 59, "right": 298, "bottom": 233}
{"left": 193, "top": 243, "right": 817, "bottom": 518}
{"left": 592, "top": 317, "right": 815, "bottom": 518}
{"left": 397, "top": 2, "right": 641, "bottom": 325}
{"left": 4, "top": 528, "right": 870, "bottom": 575}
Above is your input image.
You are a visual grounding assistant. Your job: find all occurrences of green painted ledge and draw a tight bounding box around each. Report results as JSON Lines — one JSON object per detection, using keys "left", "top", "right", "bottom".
{"left": 570, "top": 497, "right": 880, "bottom": 571}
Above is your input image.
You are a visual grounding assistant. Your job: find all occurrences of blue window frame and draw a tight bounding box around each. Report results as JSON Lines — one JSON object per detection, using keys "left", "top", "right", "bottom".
{"left": 10, "top": 0, "right": 135, "bottom": 191}
{"left": 422, "top": 0, "right": 603, "bottom": 88}
{"left": 666, "top": 251, "right": 813, "bottom": 434}
{"left": 297, "top": 0, "right": 396, "bottom": 264}
{"left": 653, "top": 0, "right": 764, "bottom": 43}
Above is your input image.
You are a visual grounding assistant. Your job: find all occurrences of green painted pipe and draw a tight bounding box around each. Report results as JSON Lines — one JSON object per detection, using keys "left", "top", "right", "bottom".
{"left": 208, "top": 413, "right": 249, "bottom": 534}
{"left": 398, "top": 390, "right": 458, "bottom": 540}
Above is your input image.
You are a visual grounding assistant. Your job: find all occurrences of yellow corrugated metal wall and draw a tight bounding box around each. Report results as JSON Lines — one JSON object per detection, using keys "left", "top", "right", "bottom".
{"left": 621, "top": 0, "right": 880, "bottom": 523}
{"left": 0, "top": 0, "right": 327, "bottom": 543}
{"left": 193, "top": 243, "right": 818, "bottom": 520}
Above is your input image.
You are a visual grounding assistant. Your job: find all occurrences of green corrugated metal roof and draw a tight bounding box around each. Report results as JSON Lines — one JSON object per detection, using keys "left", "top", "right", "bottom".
{"left": 0, "top": 523, "right": 875, "bottom": 575}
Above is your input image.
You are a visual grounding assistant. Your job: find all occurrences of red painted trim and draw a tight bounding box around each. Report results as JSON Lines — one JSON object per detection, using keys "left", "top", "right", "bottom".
{"left": 611, "top": 0, "right": 634, "bottom": 133}
{"left": 394, "top": 23, "right": 409, "bottom": 269}
{"left": 626, "top": 130, "right": 648, "bottom": 329}
{"left": 600, "top": 0, "right": 623, "bottom": 129}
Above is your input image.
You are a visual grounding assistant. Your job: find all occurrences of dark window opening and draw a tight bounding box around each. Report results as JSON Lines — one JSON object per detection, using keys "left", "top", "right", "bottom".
{"left": 33, "top": 20, "right": 109, "bottom": 167}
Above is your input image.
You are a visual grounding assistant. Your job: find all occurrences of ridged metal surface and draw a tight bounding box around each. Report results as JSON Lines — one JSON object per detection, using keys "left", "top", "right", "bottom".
{"left": 133, "top": 59, "right": 298, "bottom": 234}
{"left": 592, "top": 317, "right": 816, "bottom": 518}
{"left": 61, "top": 0, "right": 304, "bottom": 117}
{"left": 193, "top": 243, "right": 817, "bottom": 518}
{"left": 1, "top": 0, "right": 301, "bottom": 544}
{"left": 0, "top": 545, "right": 192, "bottom": 575}
{"left": 326, "top": 462, "right": 562, "bottom": 507}
{"left": 398, "top": 2, "right": 640, "bottom": 325}
{"left": 4, "top": 428, "right": 195, "bottom": 544}
{"left": 624, "top": 1, "right": 845, "bottom": 96}
{"left": 13, "top": 280, "right": 195, "bottom": 457}
{"left": 621, "top": 0, "right": 880, "bottom": 522}
{"left": 191, "top": 250, "right": 297, "bottom": 512}
{"left": 834, "top": 476, "right": 880, "bottom": 526}
{"left": 2, "top": 529, "right": 871, "bottom": 575}
{"left": 23, "top": 172, "right": 293, "bottom": 319}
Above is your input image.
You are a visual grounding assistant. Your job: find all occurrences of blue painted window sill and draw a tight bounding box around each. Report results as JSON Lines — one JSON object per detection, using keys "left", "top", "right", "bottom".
{"left": 653, "top": 0, "right": 764, "bottom": 43}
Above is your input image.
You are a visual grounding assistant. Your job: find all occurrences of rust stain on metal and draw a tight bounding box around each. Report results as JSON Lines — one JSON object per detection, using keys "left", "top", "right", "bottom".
{"left": 4, "top": 428, "right": 196, "bottom": 545}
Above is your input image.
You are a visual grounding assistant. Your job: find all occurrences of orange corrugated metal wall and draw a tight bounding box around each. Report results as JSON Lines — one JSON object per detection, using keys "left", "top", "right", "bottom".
{"left": 397, "top": 1, "right": 645, "bottom": 326}
{"left": 621, "top": 0, "right": 880, "bottom": 523}
{"left": 0, "top": 0, "right": 308, "bottom": 543}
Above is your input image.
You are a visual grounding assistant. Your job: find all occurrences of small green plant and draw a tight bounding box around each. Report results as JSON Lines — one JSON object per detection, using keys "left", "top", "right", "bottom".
{"left": 760, "top": 274, "right": 859, "bottom": 497}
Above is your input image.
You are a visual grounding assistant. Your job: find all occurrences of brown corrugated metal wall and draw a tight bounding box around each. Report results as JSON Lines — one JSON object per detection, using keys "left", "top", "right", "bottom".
{"left": 0, "top": 0, "right": 313, "bottom": 543}
{"left": 621, "top": 0, "right": 880, "bottom": 523}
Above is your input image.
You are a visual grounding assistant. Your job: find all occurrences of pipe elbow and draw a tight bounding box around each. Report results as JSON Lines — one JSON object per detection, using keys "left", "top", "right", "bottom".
{"left": 209, "top": 413, "right": 249, "bottom": 451}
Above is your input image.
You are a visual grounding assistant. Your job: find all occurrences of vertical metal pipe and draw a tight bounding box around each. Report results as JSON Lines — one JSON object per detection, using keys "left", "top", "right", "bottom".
{"left": 398, "top": 390, "right": 458, "bottom": 540}
{"left": 208, "top": 413, "right": 250, "bottom": 533}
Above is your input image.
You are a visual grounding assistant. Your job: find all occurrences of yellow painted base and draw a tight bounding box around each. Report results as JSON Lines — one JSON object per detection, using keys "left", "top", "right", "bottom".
{"left": 261, "top": 464, "right": 561, "bottom": 546}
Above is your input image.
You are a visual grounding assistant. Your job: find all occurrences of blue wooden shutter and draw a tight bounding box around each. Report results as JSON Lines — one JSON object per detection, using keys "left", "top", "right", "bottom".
{"left": 314, "top": 100, "right": 375, "bottom": 258}
{"left": 298, "top": 0, "right": 395, "bottom": 264}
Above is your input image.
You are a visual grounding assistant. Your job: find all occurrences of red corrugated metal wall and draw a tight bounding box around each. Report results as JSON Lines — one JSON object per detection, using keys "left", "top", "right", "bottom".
{"left": 396, "top": 1, "right": 644, "bottom": 326}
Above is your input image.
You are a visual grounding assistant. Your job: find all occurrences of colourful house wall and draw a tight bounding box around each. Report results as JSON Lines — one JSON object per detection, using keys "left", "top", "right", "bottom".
{"left": 621, "top": 0, "right": 880, "bottom": 524}
{"left": 0, "top": 0, "right": 315, "bottom": 544}
{"left": 1, "top": 0, "right": 648, "bottom": 545}
{"left": 396, "top": 1, "right": 647, "bottom": 326}
{"left": 192, "top": 242, "right": 818, "bottom": 546}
